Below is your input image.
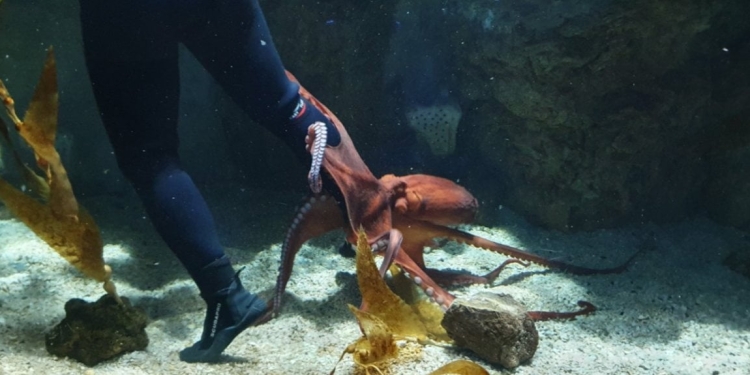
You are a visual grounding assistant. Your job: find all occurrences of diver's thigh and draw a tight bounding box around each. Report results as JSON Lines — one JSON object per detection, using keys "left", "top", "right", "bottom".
{"left": 180, "top": 0, "right": 296, "bottom": 122}
{"left": 79, "top": 0, "right": 175, "bottom": 61}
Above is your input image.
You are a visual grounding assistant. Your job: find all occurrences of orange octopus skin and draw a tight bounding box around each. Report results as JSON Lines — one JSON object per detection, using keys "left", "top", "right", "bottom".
{"left": 380, "top": 174, "right": 478, "bottom": 226}
{"left": 271, "top": 73, "right": 642, "bottom": 318}
{"left": 275, "top": 73, "right": 460, "bottom": 313}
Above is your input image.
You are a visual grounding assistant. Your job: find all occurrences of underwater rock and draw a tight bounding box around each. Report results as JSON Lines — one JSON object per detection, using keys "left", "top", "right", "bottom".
{"left": 441, "top": 292, "right": 538, "bottom": 369}
{"left": 45, "top": 295, "right": 149, "bottom": 366}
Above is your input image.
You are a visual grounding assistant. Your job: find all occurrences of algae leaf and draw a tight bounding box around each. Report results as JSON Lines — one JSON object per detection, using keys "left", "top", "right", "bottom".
{"left": 354, "top": 229, "right": 432, "bottom": 342}
{"left": 330, "top": 229, "right": 408, "bottom": 374}
{"left": 428, "top": 360, "right": 490, "bottom": 375}
{"left": 332, "top": 228, "right": 486, "bottom": 374}
{"left": 388, "top": 264, "right": 450, "bottom": 342}
{"left": 0, "top": 47, "right": 120, "bottom": 302}
{"left": 341, "top": 304, "right": 399, "bottom": 368}
{"left": 0, "top": 95, "right": 50, "bottom": 200}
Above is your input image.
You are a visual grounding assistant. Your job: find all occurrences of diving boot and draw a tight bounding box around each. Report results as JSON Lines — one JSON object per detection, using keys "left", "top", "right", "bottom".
{"left": 179, "top": 257, "right": 268, "bottom": 363}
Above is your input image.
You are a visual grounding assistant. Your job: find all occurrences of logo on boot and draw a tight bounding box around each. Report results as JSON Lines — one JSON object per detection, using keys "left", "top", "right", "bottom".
{"left": 210, "top": 303, "right": 222, "bottom": 338}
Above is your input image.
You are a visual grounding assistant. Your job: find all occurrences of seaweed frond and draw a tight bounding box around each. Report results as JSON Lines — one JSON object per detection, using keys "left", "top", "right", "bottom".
{"left": 331, "top": 228, "right": 487, "bottom": 374}
{"left": 0, "top": 47, "right": 120, "bottom": 303}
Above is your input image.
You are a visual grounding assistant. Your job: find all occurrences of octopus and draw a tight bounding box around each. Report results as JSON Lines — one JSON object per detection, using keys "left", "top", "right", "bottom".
{"left": 271, "top": 72, "right": 642, "bottom": 320}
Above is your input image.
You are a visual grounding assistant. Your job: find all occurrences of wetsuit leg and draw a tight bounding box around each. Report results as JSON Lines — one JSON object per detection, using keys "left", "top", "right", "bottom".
{"left": 80, "top": 0, "right": 346, "bottom": 363}
{"left": 79, "top": 0, "right": 225, "bottom": 286}
{"left": 80, "top": 1, "right": 271, "bottom": 363}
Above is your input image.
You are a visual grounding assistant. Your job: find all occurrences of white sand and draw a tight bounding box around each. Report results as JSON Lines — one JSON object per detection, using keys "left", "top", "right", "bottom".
{"left": 0, "top": 184, "right": 748, "bottom": 375}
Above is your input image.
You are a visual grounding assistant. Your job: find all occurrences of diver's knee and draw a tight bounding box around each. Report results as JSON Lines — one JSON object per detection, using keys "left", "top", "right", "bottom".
{"left": 114, "top": 151, "right": 180, "bottom": 189}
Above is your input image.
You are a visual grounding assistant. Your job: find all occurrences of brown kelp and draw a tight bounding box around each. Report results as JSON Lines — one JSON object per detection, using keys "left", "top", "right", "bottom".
{"left": 0, "top": 47, "right": 120, "bottom": 303}
{"left": 331, "top": 228, "right": 487, "bottom": 375}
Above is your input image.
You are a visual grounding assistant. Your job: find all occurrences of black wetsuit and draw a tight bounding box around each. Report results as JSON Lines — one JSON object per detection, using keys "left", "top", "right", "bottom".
{"left": 79, "top": 0, "right": 337, "bottom": 295}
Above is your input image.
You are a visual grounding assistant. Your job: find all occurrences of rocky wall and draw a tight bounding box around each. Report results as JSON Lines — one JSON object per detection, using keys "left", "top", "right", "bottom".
{"left": 438, "top": 0, "right": 750, "bottom": 230}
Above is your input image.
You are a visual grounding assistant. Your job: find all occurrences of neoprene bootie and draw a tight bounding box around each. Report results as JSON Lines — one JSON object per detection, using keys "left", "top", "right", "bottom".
{"left": 179, "top": 257, "right": 267, "bottom": 363}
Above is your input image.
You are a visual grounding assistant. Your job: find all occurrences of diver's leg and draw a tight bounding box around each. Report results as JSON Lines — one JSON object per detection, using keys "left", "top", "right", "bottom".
{"left": 180, "top": 0, "right": 340, "bottom": 164}
{"left": 79, "top": 0, "right": 223, "bottom": 283}
{"left": 79, "top": 0, "right": 266, "bottom": 363}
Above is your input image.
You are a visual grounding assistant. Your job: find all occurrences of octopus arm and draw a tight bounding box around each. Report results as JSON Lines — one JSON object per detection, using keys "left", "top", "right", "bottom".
{"left": 274, "top": 194, "right": 345, "bottom": 315}
{"left": 403, "top": 219, "right": 642, "bottom": 275}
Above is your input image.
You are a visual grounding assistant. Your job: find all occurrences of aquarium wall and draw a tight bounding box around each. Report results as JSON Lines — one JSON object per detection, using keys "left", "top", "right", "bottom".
{"left": 1, "top": 0, "right": 749, "bottom": 232}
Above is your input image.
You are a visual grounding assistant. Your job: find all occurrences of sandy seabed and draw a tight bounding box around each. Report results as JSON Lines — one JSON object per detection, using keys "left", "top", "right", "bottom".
{"left": 0, "top": 184, "right": 748, "bottom": 375}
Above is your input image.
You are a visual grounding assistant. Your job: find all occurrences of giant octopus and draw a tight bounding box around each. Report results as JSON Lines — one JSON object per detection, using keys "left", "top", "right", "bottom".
{"left": 272, "top": 72, "right": 641, "bottom": 321}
